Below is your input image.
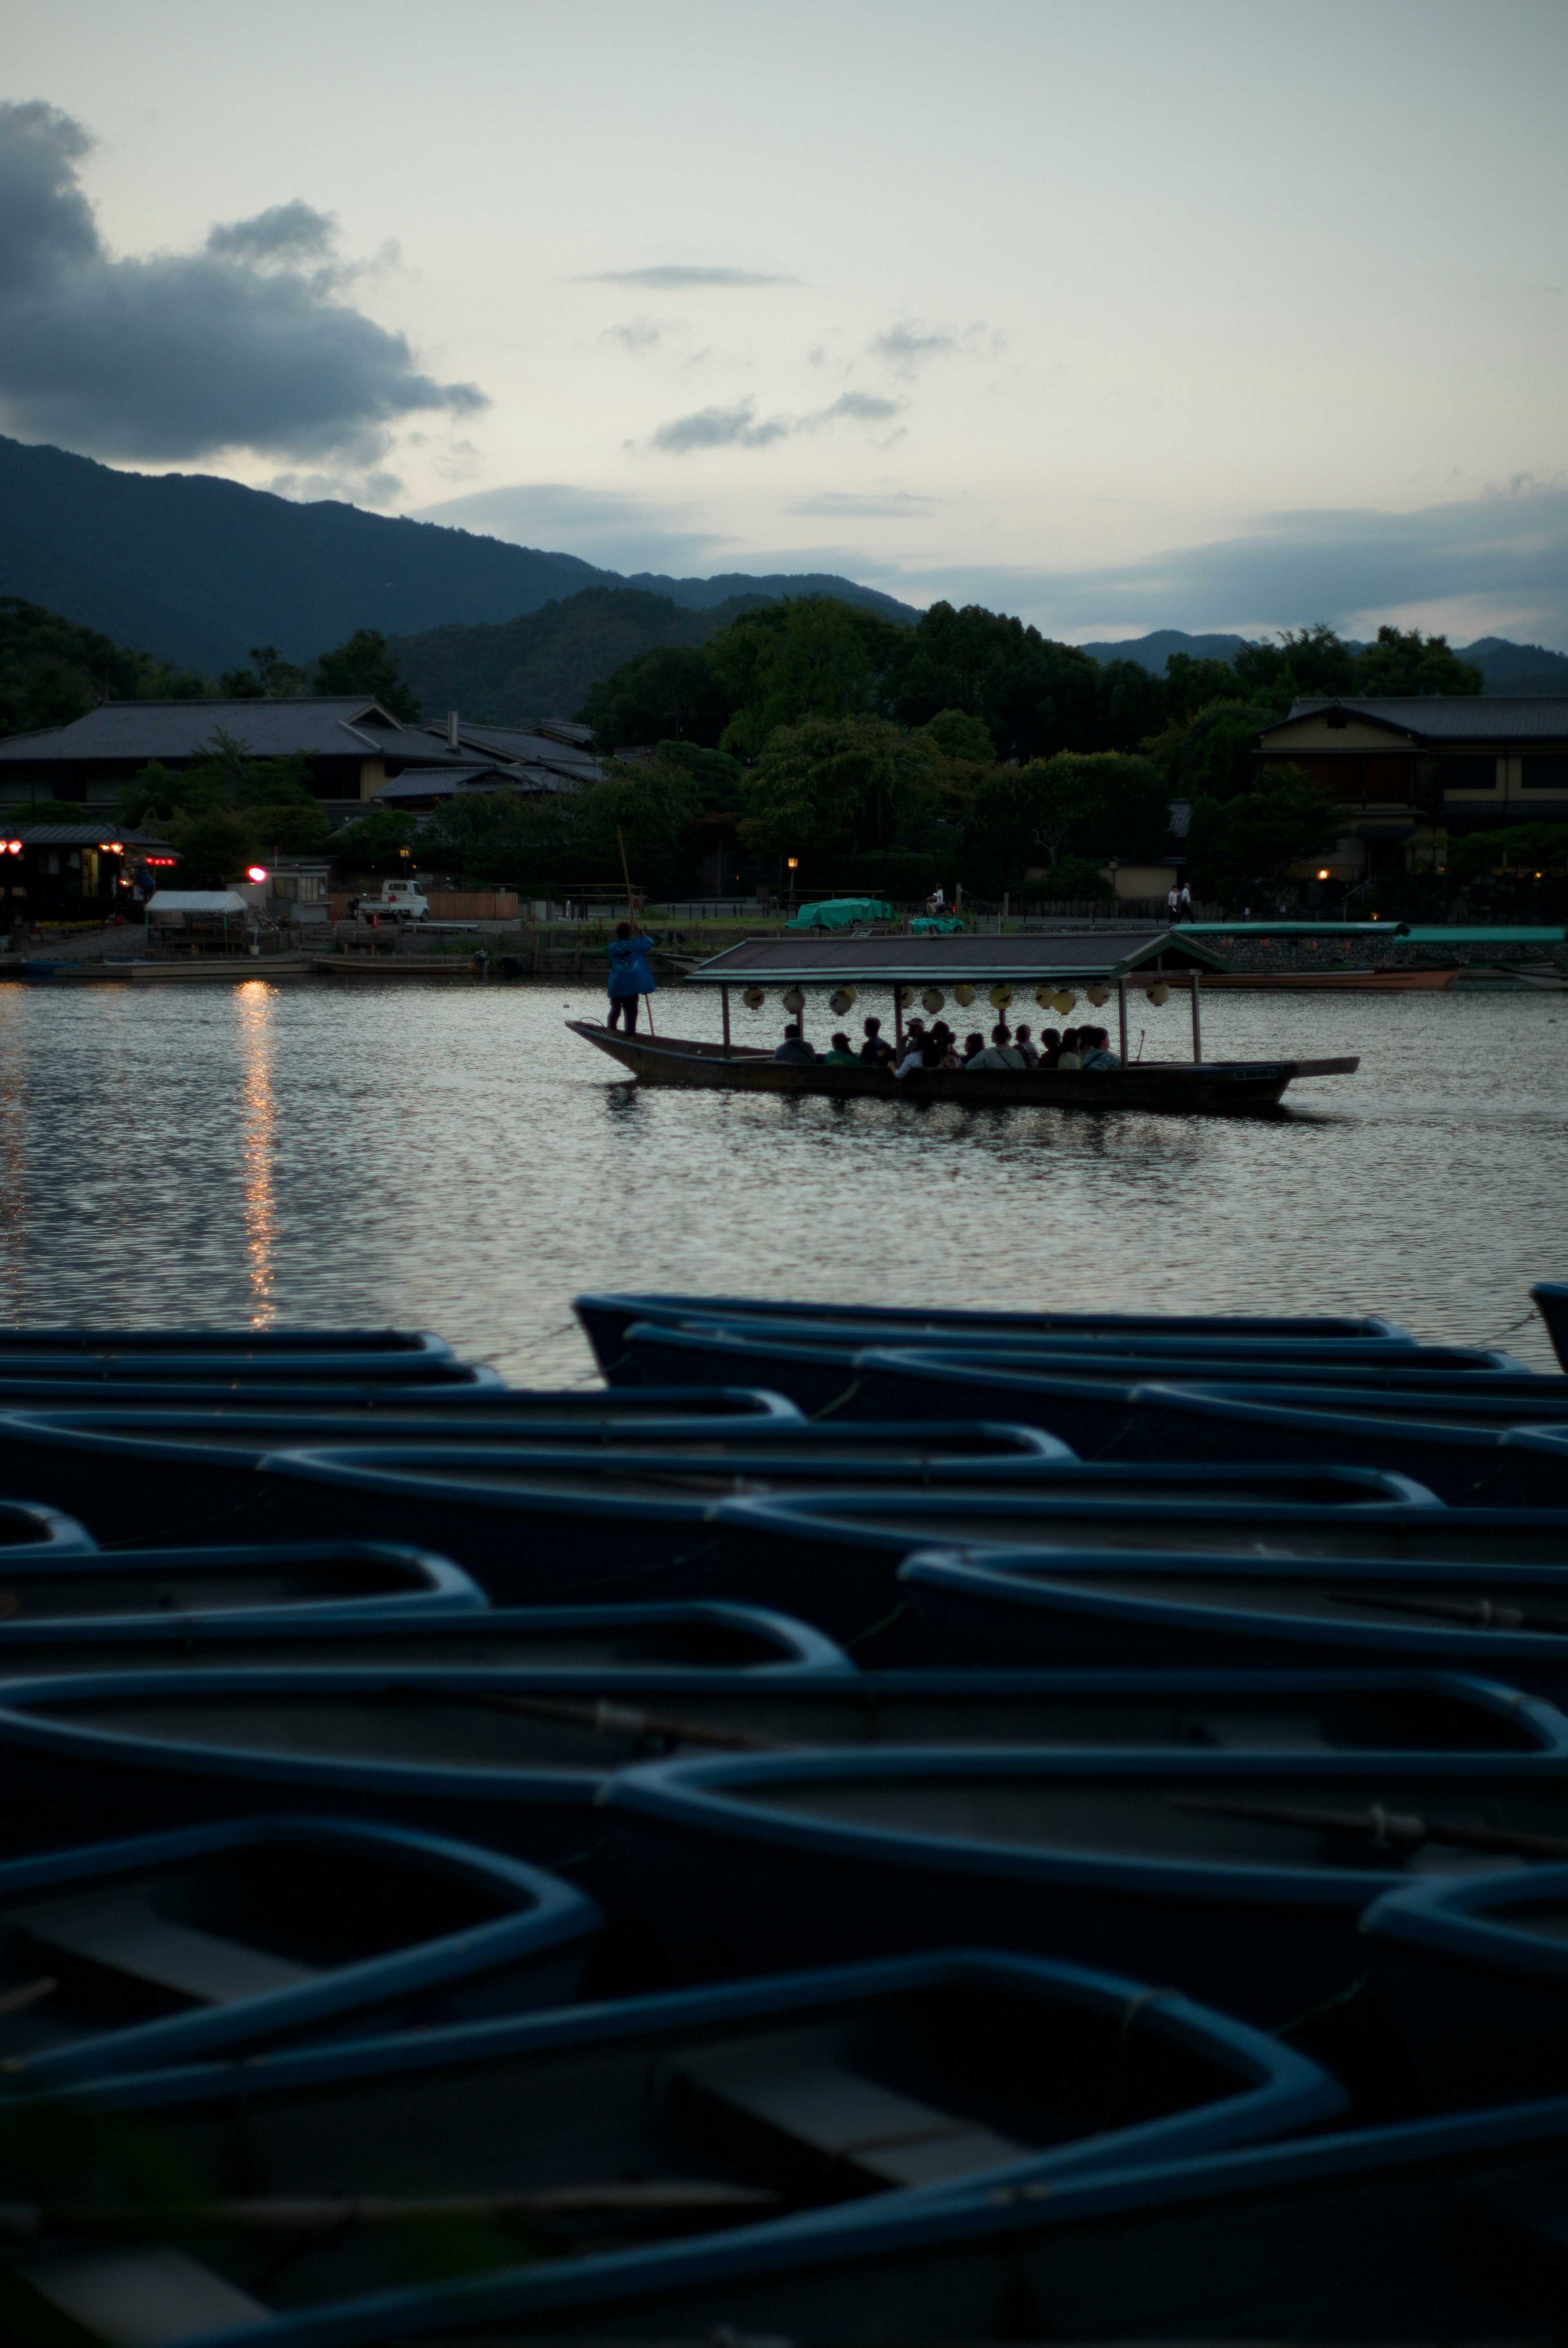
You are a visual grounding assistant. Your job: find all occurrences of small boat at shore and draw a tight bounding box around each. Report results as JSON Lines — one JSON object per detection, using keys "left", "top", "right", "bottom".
{"left": 0, "top": 1951, "right": 1340, "bottom": 2346}
{"left": 1363, "top": 1862, "right": 1568, "bottom": 2105}
{"left": 0, "top": 1540, "right": 483, "bottom": 1627}
{"left": 0, "top": 1818, "right": 597, "bottom": 2088}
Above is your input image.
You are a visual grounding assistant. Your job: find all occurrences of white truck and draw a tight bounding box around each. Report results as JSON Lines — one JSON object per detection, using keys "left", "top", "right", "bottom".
{"left": 350, "top": 879, "right": 430, "bottom": 924}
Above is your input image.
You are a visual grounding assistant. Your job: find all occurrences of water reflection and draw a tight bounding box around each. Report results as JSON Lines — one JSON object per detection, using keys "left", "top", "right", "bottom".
{"left": 236, "top": 982, "right": 278, "bottom": 1327}
{"left": 0, "top": 980, "right": 1559, "bottom": 1374}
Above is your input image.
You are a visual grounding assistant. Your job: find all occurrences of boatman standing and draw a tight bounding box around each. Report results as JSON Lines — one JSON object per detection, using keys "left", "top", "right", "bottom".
{"left": 605, "top": 920, "right": 660, "bottom": 1032}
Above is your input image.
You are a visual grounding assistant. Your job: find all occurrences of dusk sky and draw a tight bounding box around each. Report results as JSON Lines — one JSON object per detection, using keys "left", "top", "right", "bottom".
{"left": 5, "top": 0, "right": 1566, "bottom": 645}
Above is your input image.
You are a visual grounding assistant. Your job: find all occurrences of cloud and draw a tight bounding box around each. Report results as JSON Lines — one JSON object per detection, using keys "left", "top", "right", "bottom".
{"left": 866, "top": 319, "right": 998, "bottom": 377}
{"left": 866, "top": 485, "right": 1568, "bottom": 650}
{"left": 410, "top": 480, "right": 733, "bottom": 574}
{"left": 789, "top": 491, "right": 936, "bottom": 519}
{"left": 649, "top": 399, "right": 792, "bottom": 453}
{"left": 0, "top": 99, "right": 486, "bottom": 467}
{"left": 585, "top": 265, "right": 796, "bottom": 288}
{"left": 647, "top": 389, "right": 906, "bottom": 457}
{"left": 601, "top": 316, "right": 675, "bottom": 352}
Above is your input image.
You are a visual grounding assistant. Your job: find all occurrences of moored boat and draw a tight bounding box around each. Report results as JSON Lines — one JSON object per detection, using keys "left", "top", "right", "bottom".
{"left": 0, "top": 1542, "right": 483, "bottom": 1629}
{"left": 0, "top": 1818, "right": 598, "bottom": 2088}
{"left": 0, "top": 1949, "right": 1343, "bottom": 2344}
{"left": 1363, "top": 1862, "right": 1568, "bottom": 2105}
{"left": 0, "top": 1502, "right": 96, "bottom": 1559}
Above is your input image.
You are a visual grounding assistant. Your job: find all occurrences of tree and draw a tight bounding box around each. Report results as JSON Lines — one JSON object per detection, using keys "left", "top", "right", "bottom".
{"left": 218, "top": 645, "right": 307, "bottom": 699}
{"left": 888, "top": 601, "right": 1101, "bottom": 762}
{"left": 740, "top": 717, "right": 945, "bottom": 866}
{"left": 964, "top": 751, "right": 1167, "bottom": 892}
{"left": 119, "top": 732, "right": 319, "bottom": 832}
{"left": 1352, "top": 626, "right": 1482, "bottom": 697}
{"left": 328, "top": 809, "right": 418, "bottom": 871}
{"left": 1161, "top": 652, "right": 1249, "bottom": 722}
{"left": 1447, "top": 822, "right": 1568, "bottom": 876}
{"left": 653, "top": 739, "right": 746, "bottom": 809}
{"left": 1167, "top": 702, "right": 1283, "bottom": 802}
{"left": 0, "top": 596, "right": 209, "bottom": 741}
{"left": 1232, "top": 624, "right": 1359, "bottom": 704}
{"left": 1185, "top": 764, "right": 1341, "bottom": 900}
{"left": 710, "top": 599, "right": 904, "bottom": 759}
{"left": 578, "top": 645, "right": 733, "bottom": 751}
{"left": 165, "top": 807, "right": 258, "bottom": 887}
{"left": 311, "top": 628, "right": 422, "bottom": 722}
{"left": 919, "top": 707, "right": 996, "bottom": 763}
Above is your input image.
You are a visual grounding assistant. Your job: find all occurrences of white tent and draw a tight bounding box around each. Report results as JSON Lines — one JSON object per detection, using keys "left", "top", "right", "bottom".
{"left": 145, "top": 891, "right": 252, "bottom": 917}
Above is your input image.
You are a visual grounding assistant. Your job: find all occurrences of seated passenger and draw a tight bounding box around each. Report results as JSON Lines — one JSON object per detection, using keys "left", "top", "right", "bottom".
{"left": 1013, "top": 1023, "right": 1040, "bottom": 1069}
{"left": 859, "top": 1016, "right": 895, "bottom": 1068}
{"left": 1055, "top": 1026, "right": 1083, "bottom": 1070}
{"left": 1079, "top": 1023, "right": 1123, "bottom": 1071}
{"left": 823, "top": 1030, "right": 859, "bottom": 1065}
{"left": 966, "top": 1021, "right": 1028, "bottom": 1072}
{"left": 1037, "top": 1026, "right": 1062, "bottom": 1068}
{"left": 925, "top": 1020, "right": 956, "bottom": 1067}
{"left": 773, "top": 1022, "right": 818, "bottom": 1064}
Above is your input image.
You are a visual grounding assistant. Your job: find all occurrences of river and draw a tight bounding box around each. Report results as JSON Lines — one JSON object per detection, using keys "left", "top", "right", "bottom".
{"left": 0, "top": 977, "right": 1563, "bottom": 1377}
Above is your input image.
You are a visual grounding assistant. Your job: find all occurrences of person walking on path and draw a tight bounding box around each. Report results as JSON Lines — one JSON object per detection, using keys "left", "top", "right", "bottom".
{"left": 605, "top": 920, "right": 660, "bottom": 1032}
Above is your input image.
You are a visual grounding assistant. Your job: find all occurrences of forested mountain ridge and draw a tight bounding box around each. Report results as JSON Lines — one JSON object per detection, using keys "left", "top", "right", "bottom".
{"left": 0, "top": 437, "right": 915, "bottom": 677}
{"left": 1081, "top": 626, "right": 1568, "bottom": 694}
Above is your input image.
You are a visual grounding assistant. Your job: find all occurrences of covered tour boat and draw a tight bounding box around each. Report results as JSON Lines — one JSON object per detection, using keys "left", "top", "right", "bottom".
{"left": 570, "top": 929, "right": 1357, "bottom": 1113}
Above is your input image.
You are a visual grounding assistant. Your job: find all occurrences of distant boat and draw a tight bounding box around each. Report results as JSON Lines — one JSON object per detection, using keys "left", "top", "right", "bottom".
{"left": 0, "top": 1540, "right": 483, "bottom": 1631}
{"left": 0, "top": 1817, "right": 597, "bottom": 2088}
{"left": 1364, "top": 1862, "right": 1568, "bottom": 2105}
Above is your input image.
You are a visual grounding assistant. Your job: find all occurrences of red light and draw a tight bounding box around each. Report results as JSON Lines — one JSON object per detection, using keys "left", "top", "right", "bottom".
{"left": 246, "top": 865, "right": 268, "bottom": 883}
{"left": 146, "top": 856, "right": 178, "bottom": 867}
{"left": 98, "top": 842, "right": 122, "bottom": 854}
{"left": 4, "top": 842, "right": 20, "bottom": 856}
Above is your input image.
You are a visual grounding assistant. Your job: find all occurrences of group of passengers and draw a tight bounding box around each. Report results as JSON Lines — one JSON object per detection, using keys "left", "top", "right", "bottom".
{"left": 775, "top": 1012, "right": 1121, "bottom": 1073}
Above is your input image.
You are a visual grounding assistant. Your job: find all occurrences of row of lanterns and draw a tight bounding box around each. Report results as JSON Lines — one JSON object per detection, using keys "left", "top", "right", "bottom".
{"left": 742, "top": 980, "right": 1173, "bottom": 1016}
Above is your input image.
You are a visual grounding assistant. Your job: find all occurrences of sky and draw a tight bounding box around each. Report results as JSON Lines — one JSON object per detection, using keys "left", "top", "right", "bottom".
{"left": 4, "top": 0, "right": 1568, "bottom": 647}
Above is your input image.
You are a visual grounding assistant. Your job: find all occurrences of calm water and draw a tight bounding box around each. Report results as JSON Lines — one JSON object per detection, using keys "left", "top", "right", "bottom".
{"left": 0, "top": 976, "right": 1564, "bottom": 1377}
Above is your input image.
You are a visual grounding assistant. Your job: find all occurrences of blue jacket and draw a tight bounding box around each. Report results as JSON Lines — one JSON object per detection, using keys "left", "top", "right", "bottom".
{"left": 606, "top": 932, "right": 659, "bottom": 997}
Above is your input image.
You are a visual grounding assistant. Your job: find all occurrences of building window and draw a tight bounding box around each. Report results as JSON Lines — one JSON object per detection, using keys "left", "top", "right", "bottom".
{"left": 1441, "top": 757, "right": 1498, "bottom": 791}
{"left": 1521, "top": 757, "right": 1568, "bottom": 791}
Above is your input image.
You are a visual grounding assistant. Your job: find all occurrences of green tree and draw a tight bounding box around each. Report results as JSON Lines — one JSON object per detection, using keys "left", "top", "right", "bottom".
{"left": 576, "top": 764, "right": 703, "bottom": 891}
{"left": 1161, "top": 652, "right": 1248, "bottom": 721}
{"left": 578, "top": 645, "right": 733, "bottom": 751}
{"left": 1447, "top": 822, "right": 1568, "bottom": 876}
{"left": 964, "top": 751, "right": 1168, "bottom": 891}
{"left": 218, "top": 644, "right": 307, "bottom": 698}
{"left": 1352, "top": 626, "right": 1482, "bottom": 697}
{"left": 165, "top": 806, "right": 259, "bottom": 887}
{"left": 0, "top": 596, "right": 209, "bottom": 741}
{"left": 919, "top": 706, "right": 996, "bottom": 763}
{"left": 711, "top": 599, "right": 903, "bottom": 759}
{"left": 739, "top": 716, "right": 944, "bottom": 864}
{"left": 652, "top": 739, "right": 746, "bottom": 809}
{"left": 1232, "top": 624, "right": 1359, "bottom": 704}
{"left": 311, "top": 628, "right": 422, "bottom": 722}
{"left": 120, "top": 733, "right": 321, "bottom": 832}
{"left": 1167, "top": 701, "right": 1282, "bottom": 801}
{"left": 1185, "top": 764, "right": 1341, "bottom": 900}
{"left": 119, "top": 759, "right": 222, "bottom": 829}
{"left": 889, "top": 600, "right": 1101, "bottom": 762}
{"left": 328, "top": 809, "right": 419, "bottom": 870}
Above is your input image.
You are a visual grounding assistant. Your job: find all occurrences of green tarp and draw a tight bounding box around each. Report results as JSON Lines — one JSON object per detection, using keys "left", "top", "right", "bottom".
{"left": 785, "top": 898, "right": 895, "bottom": 931}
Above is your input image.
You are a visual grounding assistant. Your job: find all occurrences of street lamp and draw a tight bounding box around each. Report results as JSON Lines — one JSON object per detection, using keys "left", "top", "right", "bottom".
{"left": 786, "top": 854, "right": 799, "bottom": 910}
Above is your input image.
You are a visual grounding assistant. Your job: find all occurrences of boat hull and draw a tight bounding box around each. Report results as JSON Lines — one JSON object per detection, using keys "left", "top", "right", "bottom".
{"left": 567, "top": 1021, "right": 1354, "bottom": 1113}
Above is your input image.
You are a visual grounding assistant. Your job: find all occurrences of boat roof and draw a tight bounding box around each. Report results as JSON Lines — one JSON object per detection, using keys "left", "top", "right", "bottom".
{"left": 684, "top": 928, "right": 1227, "bottom": 985}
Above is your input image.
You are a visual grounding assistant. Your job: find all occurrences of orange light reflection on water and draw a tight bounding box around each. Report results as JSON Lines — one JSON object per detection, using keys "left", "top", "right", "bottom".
{"left": 237, "top": 982, "right": 278, "bottom": 1326}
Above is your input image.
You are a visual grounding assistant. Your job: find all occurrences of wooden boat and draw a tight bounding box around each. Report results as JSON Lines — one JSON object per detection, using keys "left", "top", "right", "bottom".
{"left": 0, "top": 1542, "right": 484, "bottom": 1630}
{"left": 0, "top": 1501, "right": 95, "bottom": 1559}
{"left": 570, "top": 1019, "right": 1356, "bottom": 1114}
{"left": 0, "top": 1955, "right": 1342, "bottom": 2347}
{"left": 0, "top": 1817, "right": 597, "bottom": 2089}
{"left": 605, "top": 1745, "right": 1568, "bottom": 2022}
{"left": 0, "top": 1348, "right": 498, "bottom": 1386}
{"left": 0, "top": 1327, "right": 454, "bottom": 1359}
{"left": 575, "top": 1288, "right": 1409, "bottom": 1366}
{"left": 1535, "top": 1280, "right": 1568, "bottom": 1372}
{"left": 895, "top": 1549, "right": 1568, "bottom": 1696}
{"left": 0, "top": 1408, "right": 1026, "bottom": 1546}
{"left": 0, "top": 1601, "right": 851, "bottom": 1682}
{"left": 1363, "top": 1861, "right": 1568, "bottom": 2104}
{"left": 33, "top": 2093, "right": 1568, "bottom": 2346}
{"left": 1192, "top": 964, "right": 1459, "bottom": 989}
{"left": 610, "top": 1320, "right": 1522, "bottom": 1417}
{"left": 704, "top": 1492, "right": 1568, "bottom": 1651}
{"left": 251, "top": 1437, "right": 1437, "bottom": 1625}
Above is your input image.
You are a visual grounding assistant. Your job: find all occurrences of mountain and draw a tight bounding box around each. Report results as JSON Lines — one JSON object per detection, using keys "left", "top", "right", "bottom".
{"left": 1461, "top": 637, "right": 1568, "bottom": 695}
{"left": 1076, "top": 629, "right": 1251, "bottom": 671}
{"left": 388, "top": 588, "right": 773, "bottom": 728}
{"left": 0, "top": 437, "right": 918, "bottom": 679}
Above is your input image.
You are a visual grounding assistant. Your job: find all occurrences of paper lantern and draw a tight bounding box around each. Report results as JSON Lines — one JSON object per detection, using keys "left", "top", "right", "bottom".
{"left": 1146, "top": 982, "right": 1169, "bottom": 1007}
{"left": 742, "top": 985, "right": 766, "bottom": 1009}
{"left": 1034, "top": 985, "right": 1055, "bottom": 1010}
{"left": 1087, "top": 983, "right": 1109, "bottom": 1007}
{"left": 897, "top": 984, "right": 917, "bottom": 1008}
{"left": 954, "top": 983, "right": 976, "bottom": 1007}
{"left": 783, "top": 986, "right": 805, "bottom": 1014}
{"left": 988, "top": 983, "right": 1013, "bottom": 1009}
{"left": 829, "top": 987, "right": 857, "bottom": 1016}
{"left": 1053, "top": 988, "right": 1076, "bottom": 1016}
{"left": 921, "top": 988, "right": 944, "bottom": 1014}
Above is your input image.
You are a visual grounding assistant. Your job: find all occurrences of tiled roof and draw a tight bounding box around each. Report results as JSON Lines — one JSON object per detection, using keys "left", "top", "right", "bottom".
{"left": 1276, "top": 698, "right": 1568, "bottom": 742}
{"left": 423, "top": 720, "right": 601, "bottom": 779}
{"left": 0, "top": 699, "right": 417, "bottom": 763}
{"left": 1, "top": 824, "right": 176, "bottom": 849}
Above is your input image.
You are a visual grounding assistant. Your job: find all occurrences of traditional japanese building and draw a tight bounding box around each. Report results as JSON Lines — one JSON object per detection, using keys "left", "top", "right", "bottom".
{"left": 1254, "top": 697, "right": 1568, "bottom": 879}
